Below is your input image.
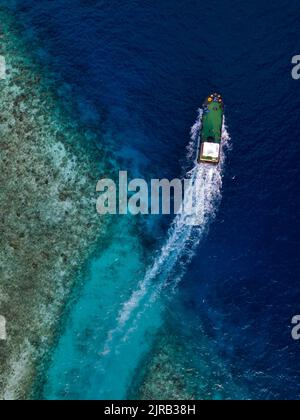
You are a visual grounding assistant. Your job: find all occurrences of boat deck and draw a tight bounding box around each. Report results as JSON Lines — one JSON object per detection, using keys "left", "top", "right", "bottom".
{"left": 201, "top": 96, "right": 223, "bottom": 144}
{"left": 198, "top": 94, "right": 224, "bottom": 164}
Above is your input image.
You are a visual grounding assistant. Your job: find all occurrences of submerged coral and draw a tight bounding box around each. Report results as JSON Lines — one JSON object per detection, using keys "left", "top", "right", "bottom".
{"left": 133, "top": 333, "right": 194, "bottom": 400}
{"left": 134, "top": 322, "right": 247, "bottom": 401}
{"left": 0, "top": 11, "right": 108, "bottom": 399}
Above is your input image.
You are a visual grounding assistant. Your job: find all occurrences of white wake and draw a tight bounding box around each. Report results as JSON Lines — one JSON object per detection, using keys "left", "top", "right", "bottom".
{"left": 101, "top": 109, "right": 231, "bottom": 356}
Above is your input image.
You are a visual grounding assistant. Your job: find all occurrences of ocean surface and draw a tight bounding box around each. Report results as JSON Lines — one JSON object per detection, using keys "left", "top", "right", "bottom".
{"left": 3, "top": 0, "right": 300, "bottom": 399}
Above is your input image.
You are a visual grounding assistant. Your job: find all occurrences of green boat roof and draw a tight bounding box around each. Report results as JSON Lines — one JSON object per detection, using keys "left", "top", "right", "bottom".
{"left": 201, "top": 94, "right": 224, "bottom": 144}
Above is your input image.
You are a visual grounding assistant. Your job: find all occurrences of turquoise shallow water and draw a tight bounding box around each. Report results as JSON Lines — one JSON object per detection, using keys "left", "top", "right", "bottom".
{"left": 42, "top": 116, "right": 230, "bottom": 399}
{"left": 42, "top": 217, "right": 148, "bottom": 399}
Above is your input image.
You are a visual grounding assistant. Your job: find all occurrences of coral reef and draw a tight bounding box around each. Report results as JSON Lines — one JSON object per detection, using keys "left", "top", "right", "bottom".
{"left": 132, "top": 332, "right": 196, "bottom": 400}
{"left": 0, "top": 11, "right": 108, "bottom": 399}
{"left": 133, "top": 321, "right": 246, "bottom": 400}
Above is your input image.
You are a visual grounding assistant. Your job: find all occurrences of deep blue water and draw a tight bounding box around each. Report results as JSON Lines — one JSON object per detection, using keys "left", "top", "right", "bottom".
{"left": 5, "top": 0, "right": 300, "bottom": 399}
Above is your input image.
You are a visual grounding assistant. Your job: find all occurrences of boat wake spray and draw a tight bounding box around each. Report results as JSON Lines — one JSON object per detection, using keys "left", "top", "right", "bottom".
{"left": 91, "top": 104, "right": 230, "bottom": 399}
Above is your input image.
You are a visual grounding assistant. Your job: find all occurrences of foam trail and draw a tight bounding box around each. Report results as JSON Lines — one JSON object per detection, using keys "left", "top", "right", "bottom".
{"left": 104, "top": 111, "right": 230, "bottom": 347}
{"left": 89, "top": 111, "right": 230, "bottom": 399}
{"left": 120, "top": 115, "right": 230, "bottom": 335}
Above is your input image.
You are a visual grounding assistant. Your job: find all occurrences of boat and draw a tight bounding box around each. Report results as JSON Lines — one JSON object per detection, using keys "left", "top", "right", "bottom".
{"left": 198, "top": 93, "right": 224, "bottom": 164}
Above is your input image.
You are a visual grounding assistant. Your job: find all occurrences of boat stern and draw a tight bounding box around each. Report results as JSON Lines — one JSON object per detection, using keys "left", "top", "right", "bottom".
{"left": 198, "top": 141, "right": 221, "bottom": 164}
